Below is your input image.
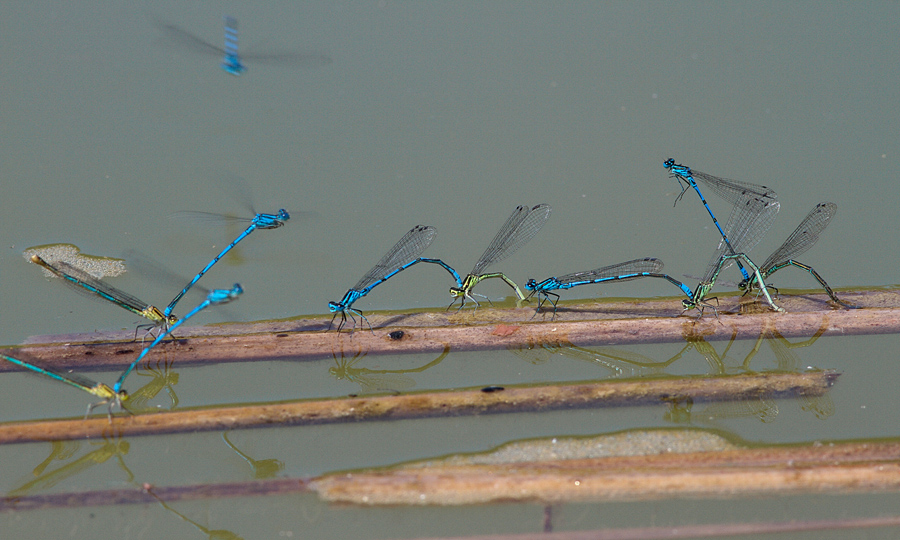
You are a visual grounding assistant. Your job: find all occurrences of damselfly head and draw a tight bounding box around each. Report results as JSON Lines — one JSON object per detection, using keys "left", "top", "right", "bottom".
{"left": 86, "top": 387, "right": 130, "bottom": 421}
{"left": 206, "top": 284, "right": 243, "bottom": 304}
{"left": 254, "top": 210, "right": 290, "bottom": 229}
{"left": 524, "top": 279, "right": 537, "bottom": 290}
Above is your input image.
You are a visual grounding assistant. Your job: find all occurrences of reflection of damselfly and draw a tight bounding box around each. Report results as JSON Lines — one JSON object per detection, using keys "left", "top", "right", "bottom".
{"left": 663, "top": 394, "right": 779, "bottom": 425}
{"left": 143, "top": 483, "right": 243, "bottom": 540}
{"left": 509, "top": 337, "right": 692, "bottom": 378}
{"left": 222, "top": 431, "right": 283, "bottom": 479}
{"left": 8, "top": 437, "right": 132, "bottom": 497}
{"left": 330, "top": 344, "right": 450, "bottom": 394}
{"left": 661, "top": 332, "right": 781, "bottom": 424}
{"left": 666, "top": 320, "right": 834, "bottom": 423}
{"left": 740, "top": 322, "right": 834, "bottom": 419}
{"left": 128, "top": 359, "right": 180, "bottom": 412}
{"left": 31, "top": 440, "right": 80, "bottom": 477}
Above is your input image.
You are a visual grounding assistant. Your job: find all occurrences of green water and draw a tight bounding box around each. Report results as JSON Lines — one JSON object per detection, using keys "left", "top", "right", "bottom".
{"left": 2, "top": 1, "right": 899, "bottom": 538}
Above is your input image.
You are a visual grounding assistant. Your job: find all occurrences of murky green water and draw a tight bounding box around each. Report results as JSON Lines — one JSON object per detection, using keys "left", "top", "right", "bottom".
{"left": 2, "top": 1, "right": 899, "bottom": 538}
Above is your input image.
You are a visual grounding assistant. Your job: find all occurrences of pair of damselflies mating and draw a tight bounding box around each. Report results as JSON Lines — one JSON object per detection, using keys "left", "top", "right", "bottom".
{"left": 328, "top": 204, "right": 552, "bottom": 332}
{"left": 31, "top": 208, "right": 287, "bottom": 333}
{"left": 1, "top": 284, "right": 243, "bottom": 419}
{"left": 19, "top": 207, "right": 284, "bottom": 416}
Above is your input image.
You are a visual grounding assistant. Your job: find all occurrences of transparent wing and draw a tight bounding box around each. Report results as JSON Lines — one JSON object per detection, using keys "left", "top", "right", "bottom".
{"left": 759, "top": 202, "right": 836, "bottom": 272}
{"left": 354, "top": 225, "right": 437, "bottom": 291}
{"left": 472, "top": 204, "right": 551, "bottom": 274}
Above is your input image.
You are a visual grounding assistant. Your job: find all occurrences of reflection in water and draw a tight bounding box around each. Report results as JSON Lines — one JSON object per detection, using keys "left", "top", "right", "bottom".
{"left": 31, "top": 440, "right": 80, "bottom": 476}
{"left": 741, "top": 322, "right": 834, "bottom": 419}
{"left": 510, "top": 336, "right": 781, "bottom": 423}
{"left": 329, "top": 343, "right": 451, "bottom": 394}
{"left": 128, "top": 359, "right": 180, "bottom": 412}
{"left": 222, "top": 431, "right": 284, "bottom": 479}
{"left": 8, "top": 437, "right": 132, "bottom": 497}
{"left": 509, "top": 321, "right": 833, "bottom": 426}
{"left": 509, "top": 336, "right": 692, "bottom": 378}
{"left": 144, "top": 484, "right": 244, "bottom": 540}
{"left": 663, "top": 395, "right": 779, "bottom": 424}
{"left": 683, "top": 327, "right": 738, "bottom": 375}
{"left": 666, "top": 319, "right": 833, "bottom": 424}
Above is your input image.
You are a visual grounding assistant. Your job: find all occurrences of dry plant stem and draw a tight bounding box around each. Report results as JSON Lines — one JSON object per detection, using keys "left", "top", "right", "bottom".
{"left": 3, "top": 291, "right": 898, "bottom": 374}
{"left": 0, "top": 371, "right": 837, "bottom": 444}
{"left": 5, "top": 438, "right": 900, "bottom": 512}
{"left": 314, "top": 438, "right": 900, "bottom": 505}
